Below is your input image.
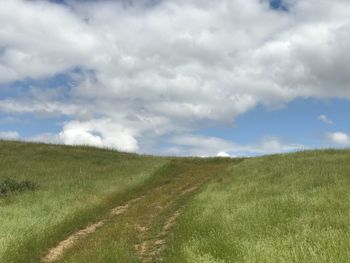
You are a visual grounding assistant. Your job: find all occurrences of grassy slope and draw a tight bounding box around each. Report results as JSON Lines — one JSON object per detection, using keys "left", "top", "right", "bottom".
{"left": 2, "top": 141, "right": 350, "bottom": 263}
{"left": 165, "top": 150, "right": 350, "bottom": 262}
{"left": 0, "top": 141, "right": 168, "bottom": 263}
{"left": 58, "top": 158, "right": 235, "bottom": 263}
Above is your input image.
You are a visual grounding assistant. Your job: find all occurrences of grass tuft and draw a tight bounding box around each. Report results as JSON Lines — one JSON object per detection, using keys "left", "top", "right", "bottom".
{"left": 0, "top": 178, "right": 36, "bottom": 196}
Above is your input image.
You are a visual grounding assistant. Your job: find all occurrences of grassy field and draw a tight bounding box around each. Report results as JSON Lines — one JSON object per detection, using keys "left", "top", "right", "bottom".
{"left": 165, "top": 150, "right": 350, "bottom": 262}
{"left": 0, "top": 141, "right": 167, "bottom": 262}
{"left": 1, "top": 141, "right": 350, "bottom": 262}
{"left": 56, "top": 158, "right": 235, "bottom": 263}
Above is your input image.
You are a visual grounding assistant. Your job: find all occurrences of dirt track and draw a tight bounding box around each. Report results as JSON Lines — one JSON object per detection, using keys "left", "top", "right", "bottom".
{"left": 42, "top": 160, "right": 228, "bottom": 262}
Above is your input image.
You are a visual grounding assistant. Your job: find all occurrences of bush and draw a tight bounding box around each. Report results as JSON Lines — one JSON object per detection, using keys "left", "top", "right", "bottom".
{"left": 0, "top": 178, "right": 36, "bottom": 196}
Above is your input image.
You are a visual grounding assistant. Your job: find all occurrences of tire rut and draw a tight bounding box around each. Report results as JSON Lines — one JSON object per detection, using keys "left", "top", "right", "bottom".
{"left": 134, "top": 183, "right": 204, "bottom": 263}
{"left": 41, "top": 160, "right": 230, "bottom": 263}
{"left": 42, "top": 196, "right": 144, "bottom": 262}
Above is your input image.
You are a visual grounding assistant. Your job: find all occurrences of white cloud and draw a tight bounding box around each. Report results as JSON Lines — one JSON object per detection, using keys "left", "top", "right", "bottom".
{"left": 0, "top": 0, "right": 97, "bottom": 83}
{"left": 0, "top": 131, "right": 20, "bottom": 140}
{"left": 58, "top": 119, "right": 139, "bottom": 152}
{"left": 318, "top": 114, "right": 333, "bottom": 125}
{"left": 327, "top": 132, "right": 350, "bottom": 146}
{"left": 167, "top": 134, "right": 304, "bottom": 157}
{"left": 1, "top": 0, "right": 350, "bottom": 154}
{"left": 28, "top": 119, "right": 139, "bottom": 152}
{"left": 217, "top": 151, "right": 231, "bottom": 157}
{"left": 29, "top": 133, "right": 61, "bottom": 144}
{"left": 258, "top": 137, "right": 304, "bottom": 153}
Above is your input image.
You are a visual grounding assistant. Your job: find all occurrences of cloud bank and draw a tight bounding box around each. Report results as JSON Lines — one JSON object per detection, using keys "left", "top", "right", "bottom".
{"left": 168, "top": 134, "right": 304, "bottom": 157}
{"left": 328, "top": 132, "right": 350, "bottom": 146}
{"left": 0, "top": 131, "right": 20, "bottom": 140}
{"left": 1, "top": 0, "right": 350, "bottom": 155}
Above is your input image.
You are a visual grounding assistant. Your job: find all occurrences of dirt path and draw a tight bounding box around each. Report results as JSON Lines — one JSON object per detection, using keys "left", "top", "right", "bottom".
{"left": 133, "top": 185, "right": 200, "bottom": 263}
{"left": 42, "top": 159, "right": 229, "bottom": 262}
{"left": 42, "top": 196, "right": 144, "bottom": 262}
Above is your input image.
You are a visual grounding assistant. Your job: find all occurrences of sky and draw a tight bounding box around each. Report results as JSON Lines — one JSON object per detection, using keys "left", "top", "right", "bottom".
{"left": 0, "top": 0, "right": 350, "bottom": 157}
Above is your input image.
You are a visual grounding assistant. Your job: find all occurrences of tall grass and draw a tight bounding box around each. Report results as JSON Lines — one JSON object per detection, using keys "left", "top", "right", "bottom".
{"left": 0, "top": 141, "right": 168, "bottom": 263}
{"left": 165, "top": 150, "right": 350, "bottom": 262}
{"left": 2, "top": 141, "right": 350, "bottom": 262}
{"left": 56, "top": 158, "right": 233, "bottom": 263}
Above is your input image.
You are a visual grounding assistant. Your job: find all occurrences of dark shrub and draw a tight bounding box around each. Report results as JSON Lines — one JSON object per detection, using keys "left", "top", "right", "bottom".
{"left": 0, "top": 178, "right": 36, "bottom": 196}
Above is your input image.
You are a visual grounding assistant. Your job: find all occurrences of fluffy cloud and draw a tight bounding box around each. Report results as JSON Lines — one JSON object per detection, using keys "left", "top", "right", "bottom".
{"left": 58, "top": 120, "right": 139, "bottom": 152}
{"left": 0, "top": 1, "right": 97, "bottom": 83}
{"left": 28, "top": 119, "right": 139, "bottom": 152}
{"left": 327, "top": 132, "right": 350, "bottom": 146}
{"left": 1, "top": 0, "right": 350, "bottom": 154}
{"left": 217, "top": 151, "right": 231, "bottom": 158}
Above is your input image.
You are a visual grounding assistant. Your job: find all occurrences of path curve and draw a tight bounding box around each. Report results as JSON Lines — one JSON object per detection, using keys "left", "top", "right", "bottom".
{"left": 41, "top": 159, "right": 229, "bottom": 262}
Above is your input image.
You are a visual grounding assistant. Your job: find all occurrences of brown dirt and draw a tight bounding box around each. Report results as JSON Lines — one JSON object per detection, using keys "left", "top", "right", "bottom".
{"left": 42, "top": 221, "right": 105, "bottom": 263}
{"left": 42, "top": 196, "right": 144, "bottom": 262}
{"left": 163, "top": 209, "right": 181, "bottom": 232}
{"left": 134, "top": 186, "right": 197, "bottom": 263}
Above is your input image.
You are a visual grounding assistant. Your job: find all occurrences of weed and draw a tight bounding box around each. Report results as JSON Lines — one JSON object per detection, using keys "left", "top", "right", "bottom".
{"left": 0, "top": 178, "right": 36, "bottom": 195}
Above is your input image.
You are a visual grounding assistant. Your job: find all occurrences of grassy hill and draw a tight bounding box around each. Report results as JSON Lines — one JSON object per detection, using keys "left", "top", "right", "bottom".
{"left": 0, "top": 141, "right": 350, "bottom": 262}
{"left": 166, "top": 150, "right": 350, "bottom": 262}
{"left": 0, "top": 141, "right": 167, "bottom": 262}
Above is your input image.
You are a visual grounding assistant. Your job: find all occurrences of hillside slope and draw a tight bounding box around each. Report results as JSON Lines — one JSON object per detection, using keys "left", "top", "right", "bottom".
{"left": 1, "top": 141, "right": 350, "bottom": 262}
{"left": 165, "top": 150, "right": 350, "bottom": 262}
{"left": 0, "top": 141, "right": 168, "bottom": 262}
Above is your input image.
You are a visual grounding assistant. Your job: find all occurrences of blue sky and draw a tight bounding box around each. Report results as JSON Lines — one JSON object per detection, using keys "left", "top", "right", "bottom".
{"left": 1, "top": 0, "right": 350, "bottom": 156}
{"left": 269, "top": 0, "right": 289, "bottom": 11}
{"left": 202, "top": 98, "right": 350, "bottom": 146}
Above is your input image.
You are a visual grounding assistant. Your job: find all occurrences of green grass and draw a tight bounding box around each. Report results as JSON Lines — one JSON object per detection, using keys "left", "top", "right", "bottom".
{"left": 0, "top": 141, "right": 168, "bottom": 263}
{"left": 165, "top": 150, "right": 350, "bottom": 262}
{"left": 57, "top": 158, "right": 233, "bottom": 263}
{"left": 2, "top": 141, "right": 350, "bottom": 263}
{"left": 0, "top": 178, "right": 36, "bottom": 195}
